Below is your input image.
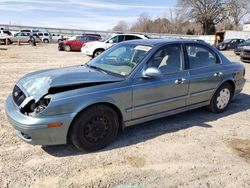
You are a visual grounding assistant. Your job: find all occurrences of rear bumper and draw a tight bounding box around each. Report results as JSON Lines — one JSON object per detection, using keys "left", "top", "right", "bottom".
{"left": 4, "top": 95, "right": 75, "bottom": 145}
{"left": 234, "top": 78, "right": 246, "bottom": 95}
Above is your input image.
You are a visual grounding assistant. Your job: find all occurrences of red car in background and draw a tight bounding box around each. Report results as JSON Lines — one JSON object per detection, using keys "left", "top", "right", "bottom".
{"left": 58, "top": 34, "right": 101, "bottom": 52}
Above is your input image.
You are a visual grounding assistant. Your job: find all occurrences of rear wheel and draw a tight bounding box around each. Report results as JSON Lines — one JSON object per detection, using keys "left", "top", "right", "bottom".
{"left": 207, "top": 83, "right": 233, "bottom": 113}
{"left": 69, "top": 105, "right": 119, "bottom": 151}
{"left": 64, "top": 45, "right": 71, "bottom": 52}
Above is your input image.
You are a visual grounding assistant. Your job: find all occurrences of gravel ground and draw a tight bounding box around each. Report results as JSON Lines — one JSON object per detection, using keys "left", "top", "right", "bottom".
{"left": 0, "top": 44, "right": 249, "bottom": 188}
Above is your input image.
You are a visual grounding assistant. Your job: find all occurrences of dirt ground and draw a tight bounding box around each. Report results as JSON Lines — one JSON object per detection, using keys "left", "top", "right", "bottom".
{"left": 0, "top": 43, "right": 249, "bottom": 188}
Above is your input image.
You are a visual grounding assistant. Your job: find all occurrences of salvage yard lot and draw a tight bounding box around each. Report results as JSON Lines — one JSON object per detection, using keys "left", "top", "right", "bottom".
{"left": 0, "top": 44, "right": 250, "bottom": 188}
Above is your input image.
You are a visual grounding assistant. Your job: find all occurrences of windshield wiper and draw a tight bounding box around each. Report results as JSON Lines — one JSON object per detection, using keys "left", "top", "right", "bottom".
{"left": 86, "top": 64, "right": 108, "bottom": 74}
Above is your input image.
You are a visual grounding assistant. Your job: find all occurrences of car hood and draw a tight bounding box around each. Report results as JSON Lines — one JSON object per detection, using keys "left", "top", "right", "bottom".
{"left": 238, "top": 43, "right": 250, "bottom": 47}
{"left": 85, "top": 41, "right": 104, "bottom": 46}
{"left": 17, "top": 65, "right": 124, "bottom": 101}
{"left": 217, "top": 42, "right": 228, "bottom": 46}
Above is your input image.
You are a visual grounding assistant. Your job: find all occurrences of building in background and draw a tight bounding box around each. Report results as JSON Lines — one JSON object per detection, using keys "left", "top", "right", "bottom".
{"left": 243, "top": 22, "right": 250, "bottom": 31}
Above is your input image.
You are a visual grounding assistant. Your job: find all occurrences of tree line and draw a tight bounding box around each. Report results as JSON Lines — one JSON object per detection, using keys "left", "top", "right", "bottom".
{"left": 112, "top": 0, "right": 250, "bottom": 35}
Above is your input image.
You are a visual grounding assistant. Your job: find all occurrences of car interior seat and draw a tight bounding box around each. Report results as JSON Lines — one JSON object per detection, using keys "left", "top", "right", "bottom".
{"left": 159, "top": 48, "right": 181, "bottom": 73}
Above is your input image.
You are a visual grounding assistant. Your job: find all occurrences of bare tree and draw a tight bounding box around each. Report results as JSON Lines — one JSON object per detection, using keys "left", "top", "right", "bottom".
{"left": 179, "top": 0, "right": 227, "bottom": 34}
{"left": 130, "top": 13, "right": 152, "bottom": 32}
{"left": 112, "top": 20, "right": 129, "bottom": 32}
{"left": 227, "top": 0, "right": 249, "bottom": 30}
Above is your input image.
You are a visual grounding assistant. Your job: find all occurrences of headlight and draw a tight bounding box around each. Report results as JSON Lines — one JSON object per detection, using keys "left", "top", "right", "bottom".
{"left": 22, "top": 95, "right": 52, "bottom": 116}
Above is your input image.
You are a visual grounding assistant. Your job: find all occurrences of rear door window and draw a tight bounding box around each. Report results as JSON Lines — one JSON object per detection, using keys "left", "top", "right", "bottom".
{"left": 124, "top": 35, "right": 136, "bottom": 41}
{"left": 186, "top": 44, "right": 218, "bottom": 69}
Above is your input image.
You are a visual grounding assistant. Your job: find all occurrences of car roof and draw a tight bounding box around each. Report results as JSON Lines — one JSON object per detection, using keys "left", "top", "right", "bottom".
{"left": 120, "top": 38, "right": 200, "bottom": 46}
{"left": 111, "top": 33, "right": 146, "bottom": 37}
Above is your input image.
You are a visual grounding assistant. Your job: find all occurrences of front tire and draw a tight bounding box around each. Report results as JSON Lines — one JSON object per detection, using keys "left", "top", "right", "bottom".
{"left": 69, "top": 105, "right": 119, "bottom": 151}
{"left": 43, "top": 39, "right": 49, "bottom": 43}
{"left": 207, "top": 83, "right": 233, "bottom": 113}
{"left": 93, "top": 49, "right": 104, "bottom": 58}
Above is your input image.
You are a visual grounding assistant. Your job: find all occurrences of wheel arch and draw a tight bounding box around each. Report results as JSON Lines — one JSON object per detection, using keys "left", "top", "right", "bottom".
{"left": 93, "top": 48, "right": 105, "bottom": 57}
{"left": 67, "top": 102, "right": 124, "bottom": 143}
{"left": 220, "top": 79, "right": 236, "bottom": 95}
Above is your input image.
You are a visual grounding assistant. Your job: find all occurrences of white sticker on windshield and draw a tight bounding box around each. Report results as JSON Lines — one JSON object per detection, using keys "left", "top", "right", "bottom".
{"left": 134, "top": 45, "right": 152, "bottom": 52}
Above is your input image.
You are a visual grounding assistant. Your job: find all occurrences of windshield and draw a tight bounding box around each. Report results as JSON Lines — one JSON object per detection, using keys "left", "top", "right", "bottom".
{"left": 223, "top": 39, "right": 231, "bottom": 43}
{"left": 100, "top": 35, "right": 113, "bottom": 42}
{"left": 87, "top": 43, "right": 152, "bottom": 76}
{"left": 244, "top": 39, "right": 250, "bottom": 44}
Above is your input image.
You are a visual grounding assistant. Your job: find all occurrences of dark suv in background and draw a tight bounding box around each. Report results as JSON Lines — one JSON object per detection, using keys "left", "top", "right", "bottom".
{"left": 216, "top": 39, "right": 245, "bottom": 50}
{"left": 234, "top": 39, "right": 250, "bottom": 55}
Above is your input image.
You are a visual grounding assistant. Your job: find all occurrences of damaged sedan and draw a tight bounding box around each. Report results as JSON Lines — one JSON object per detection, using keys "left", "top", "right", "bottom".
{"left": 5, "top": 39, "right": 246, "bottom": 151}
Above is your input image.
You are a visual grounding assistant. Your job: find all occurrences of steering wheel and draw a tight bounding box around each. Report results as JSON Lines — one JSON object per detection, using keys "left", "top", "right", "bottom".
{"left": 116, "top": 53, "right": 131, "bottom": 64}
{"left": 129, "top": 61, "right": 137, "bottom": 68}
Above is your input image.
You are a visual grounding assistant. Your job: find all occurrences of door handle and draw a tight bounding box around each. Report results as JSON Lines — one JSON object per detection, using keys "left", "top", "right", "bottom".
{"left": 175, "top": 78, "right": 186, "bottom": 84}
{"left": 213, "top": 72, "right": 223, "bottom": 77}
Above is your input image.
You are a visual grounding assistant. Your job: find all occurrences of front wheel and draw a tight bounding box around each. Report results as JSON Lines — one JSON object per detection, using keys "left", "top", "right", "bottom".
{"left": 69, "top": 105, "right": 119, "bottom": 151}
{"left": 93, "top": 49, "right": 104, "bottom": 58}
{"left": 43, "top": 39, "right": 49, "bottom": 43}
{"left": 207, "top": 83, "right": 233, "bottom": 113}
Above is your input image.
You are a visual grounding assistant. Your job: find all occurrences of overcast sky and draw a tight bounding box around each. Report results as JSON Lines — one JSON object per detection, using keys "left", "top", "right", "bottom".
{"left": 0, "top": 0, "right": 178, "bottom": 30}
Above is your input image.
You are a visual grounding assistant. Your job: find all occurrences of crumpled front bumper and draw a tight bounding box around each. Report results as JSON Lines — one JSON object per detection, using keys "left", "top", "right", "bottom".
{"left": 4, "top": 95, "right": 76, "bottom": 146}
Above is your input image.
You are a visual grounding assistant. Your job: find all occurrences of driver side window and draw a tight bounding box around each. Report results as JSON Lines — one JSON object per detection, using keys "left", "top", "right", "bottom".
{"left": 147, "top": 45, "right": 183, "bottom": 74}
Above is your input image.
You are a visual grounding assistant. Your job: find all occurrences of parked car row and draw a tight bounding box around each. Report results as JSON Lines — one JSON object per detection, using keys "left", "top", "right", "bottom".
{"left": 0, "top": 28, "right": 64, "bottom": 44}
{"left": 215, "top": 39, "right": 245, "bottom": 51}
{"left": 58, "top": 34, "right": 101, "bottom": 52}
{"left": 58, "top": 33, "right": 148, "bottom": 56}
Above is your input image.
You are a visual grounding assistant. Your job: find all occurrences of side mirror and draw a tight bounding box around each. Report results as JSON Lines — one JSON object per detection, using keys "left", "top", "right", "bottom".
{"left": 108, "top": 39, "right": 113, "bottom": 44}
{"left": 142, "top": 67, "right": 162, "bottom": 78}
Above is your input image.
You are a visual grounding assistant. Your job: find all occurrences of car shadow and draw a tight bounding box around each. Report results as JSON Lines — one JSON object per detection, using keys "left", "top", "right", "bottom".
{"left": 42, "top": 93, "right": 250, "bottom": 157}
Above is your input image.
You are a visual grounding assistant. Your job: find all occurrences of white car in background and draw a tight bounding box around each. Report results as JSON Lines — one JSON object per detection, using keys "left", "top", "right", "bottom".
{"left": 36, "top": 32, "right": 53, "bottom": 43}
{"left": 9, "top": 32, "right": 32, "bottom": 43}
{"left": 81, "top": 33, "right": 148, "bottom": 57}
{"left": 51, "top": 33, "right": 64, "bottom": 42}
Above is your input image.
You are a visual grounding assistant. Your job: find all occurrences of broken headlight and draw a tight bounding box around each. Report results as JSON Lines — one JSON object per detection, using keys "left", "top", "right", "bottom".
{"left": 22, "top": 95, "right": 52, "bottom": 116}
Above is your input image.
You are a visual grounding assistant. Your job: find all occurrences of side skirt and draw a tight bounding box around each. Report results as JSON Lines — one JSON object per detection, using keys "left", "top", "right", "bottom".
{"left": 124, "top": 101, "right": 210, "bottom": 127}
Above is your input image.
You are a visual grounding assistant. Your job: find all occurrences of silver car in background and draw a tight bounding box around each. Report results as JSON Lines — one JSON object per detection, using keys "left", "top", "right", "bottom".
{"left": 5, "top": 39, "right": 246, "bottom": 151}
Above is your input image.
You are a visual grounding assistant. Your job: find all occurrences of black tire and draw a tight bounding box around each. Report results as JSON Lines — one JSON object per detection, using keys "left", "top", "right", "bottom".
{"left": 93, "top": 49, "right": 104, "bottom": 58}
{"left": 43, "top": 39, "right": 49, "bottom": 43}
{"left": 207, "top": 83, "right": 233, "bottom": 113}
{"left": 69, "top": 105, "right": 119, "bottom": 151}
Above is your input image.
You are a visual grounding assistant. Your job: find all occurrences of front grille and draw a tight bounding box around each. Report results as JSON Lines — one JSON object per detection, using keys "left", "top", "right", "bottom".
{"left": 12, "top": 85, "right": 26, "bottom": 106}
{"left": 244, "top": 51, "right": 250, "bottom": 56}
